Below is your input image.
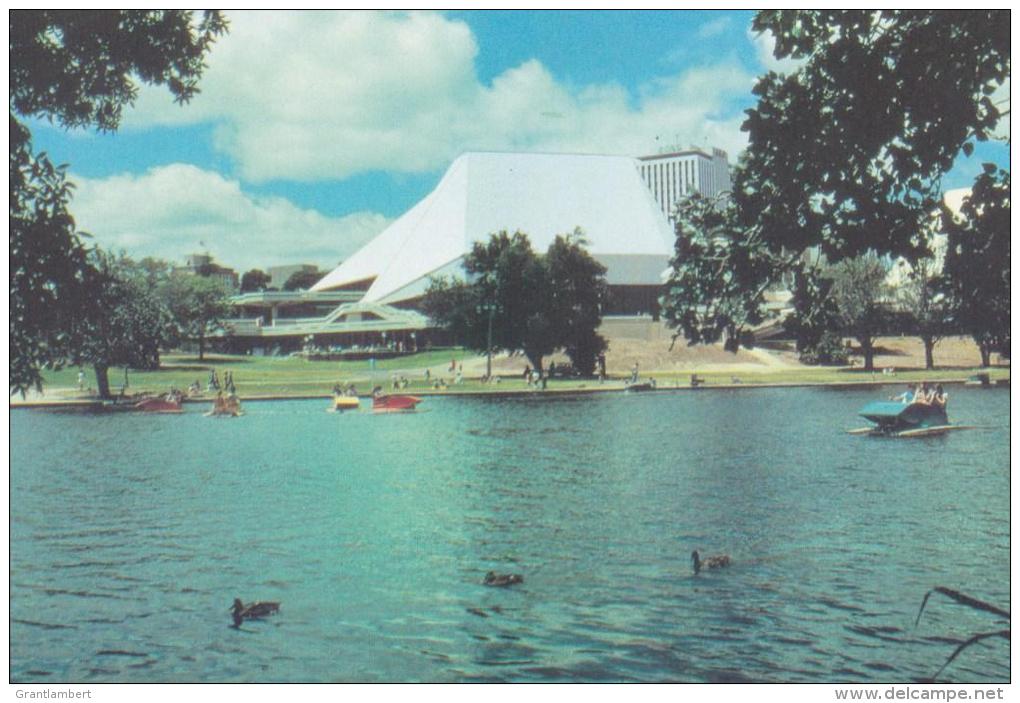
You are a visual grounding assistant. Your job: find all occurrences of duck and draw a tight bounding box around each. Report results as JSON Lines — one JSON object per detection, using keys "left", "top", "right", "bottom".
{"left": 483, "top": 571, "right": 524, "bottom": 587}
{"left": 231, "top": 598, "right": 280, "bottom": 627}
{"left": 691, "top": 550, "right": 730, "bottom": 575}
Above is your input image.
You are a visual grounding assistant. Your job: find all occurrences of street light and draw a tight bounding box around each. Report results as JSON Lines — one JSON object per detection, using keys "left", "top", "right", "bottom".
{"left": 477, "top": 301, "right": 496, "bottom": 381}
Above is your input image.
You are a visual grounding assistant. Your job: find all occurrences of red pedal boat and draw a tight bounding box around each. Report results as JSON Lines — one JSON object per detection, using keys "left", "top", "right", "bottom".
{"left": 371, "top": 394, "right": 422, "bottom": 413}
{"left": 134, "top": 395, "right": 184, "bottom": 413}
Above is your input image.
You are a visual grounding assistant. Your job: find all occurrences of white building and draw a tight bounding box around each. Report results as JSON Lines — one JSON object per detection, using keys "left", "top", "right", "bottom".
{"left": 312, "top": 151, "right": 677, "bottom": 316}
{"left": 637, "top": 146, "right": 732, "bottom": 221}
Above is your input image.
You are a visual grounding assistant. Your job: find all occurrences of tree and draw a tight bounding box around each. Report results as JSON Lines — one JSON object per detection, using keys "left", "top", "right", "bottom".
{"left": 283, "top": 269, "right": 322, "bottom": 291}
{"left": 543, "top": 229, "right": 609, "bottom": 375}
{"left": 240, "top": 269, "right": 272, "bottom": 293}
{"left": 9, "top": 10, "right": 227, "bottom": 394}
{"left": 743, "top": 10, "right": 1008, "bottom": 264}
{"left": 136, "top": 257, "right": 174, "bottom": 288}
{"left": 669, "top": 11, "right": 1008, "bottom": 353}
{"left": 425, "top": 231, "right": 551, "bottom": 372}
{"left": 896, "top": 257, "right": 952, "bottom": 370}
{"left": 941, "top": 164, "right": 1010, "bottom": 366}
{"left": 10, "top": 118, "right": 92, "bottom": 393}
{"left": 66, "top": 250, "right": 175, "bottom": 399}
{"left": 827, "top": 253, "right": 890, "bottom": 371}
{"left": 424, "top": 230, "right": 609, "bottom": 374}
{"left": 160, "top": 274, "right": 233, "bottom": 361}
{"left": 782, "top": 268, "right": 848, "bottom": 365}
{"left": 661, "top": 193, "right": 781, "bottom": 352}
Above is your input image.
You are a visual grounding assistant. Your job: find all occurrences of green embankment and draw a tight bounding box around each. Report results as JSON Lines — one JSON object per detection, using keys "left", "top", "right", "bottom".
{"left": 31, "top": 348, "right": 1010, "bottom": 401}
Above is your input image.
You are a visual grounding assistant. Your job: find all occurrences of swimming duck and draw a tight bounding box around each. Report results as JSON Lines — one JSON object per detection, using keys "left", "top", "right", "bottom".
{"left": 691, "top": 550, "right": 730, "bottom": 575}
{"left": 483, "top": 571, "right": 524, "bottom": 587}
{"left": 231, "top": 598, "right": 280, "bottom": 627}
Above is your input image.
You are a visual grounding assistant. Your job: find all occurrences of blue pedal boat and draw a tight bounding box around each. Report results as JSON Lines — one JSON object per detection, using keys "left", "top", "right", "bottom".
{"left": 851, "top": 400, "right": 962, "bottom": 437}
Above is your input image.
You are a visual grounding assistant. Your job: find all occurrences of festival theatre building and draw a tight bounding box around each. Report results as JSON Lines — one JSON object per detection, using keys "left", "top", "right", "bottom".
{"left": 223, "top": 148, "right": 730, "bottom": 354}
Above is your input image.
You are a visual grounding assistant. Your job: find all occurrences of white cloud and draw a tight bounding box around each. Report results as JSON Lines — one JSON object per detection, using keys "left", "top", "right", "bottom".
{"left": 748, "top": 26, "right": 804, "bottom": 75}
{"left": 124, "top": 10, "right": 755, "bottom": 181}
{"left": 697, "top": 16, "right": 733, "bottom": 38}
{"left": 70, "top": 164, "right": 389, "bottom": 272}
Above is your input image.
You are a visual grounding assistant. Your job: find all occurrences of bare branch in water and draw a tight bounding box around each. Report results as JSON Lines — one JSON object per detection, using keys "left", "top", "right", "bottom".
{"left": 915, "top": 587, "right": 1011, "bottom": 627}
{"left": 931, "top": 630, "right": 1011, "bottom": 681}
{"left": 915, "top": 587, "right": 1010, "bottom": 681}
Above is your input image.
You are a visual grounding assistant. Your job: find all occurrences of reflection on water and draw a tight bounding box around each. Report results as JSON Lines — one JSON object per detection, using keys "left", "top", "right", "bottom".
{"left": 10, "top": 387, "right": 1010, "bottom": 682}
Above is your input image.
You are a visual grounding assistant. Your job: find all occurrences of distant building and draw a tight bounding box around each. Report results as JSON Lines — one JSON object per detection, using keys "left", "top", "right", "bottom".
{"left": 268, "top": 264, "right": 320, "bottom": 290}
{"left": 638, "top": 146, "right": 732, "bottom": 221}
{"left": 312, "top": 151, "right": 676, "bottom": 316}
{"left": 174, "top": 253, "right": 238, "bottom": 289}
{"left": 221, "top": 149, "right": 730, "bottom": 352}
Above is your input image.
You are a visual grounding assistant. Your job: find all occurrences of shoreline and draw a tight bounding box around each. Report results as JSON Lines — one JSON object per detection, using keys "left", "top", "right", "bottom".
{"left": 10, "top": 374, "right": 1008, "bottom": 409}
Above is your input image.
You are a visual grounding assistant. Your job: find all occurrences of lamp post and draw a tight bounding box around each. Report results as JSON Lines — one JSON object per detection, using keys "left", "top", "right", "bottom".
{"left": 478, "top": 302, "right": 496, "bottom": 381}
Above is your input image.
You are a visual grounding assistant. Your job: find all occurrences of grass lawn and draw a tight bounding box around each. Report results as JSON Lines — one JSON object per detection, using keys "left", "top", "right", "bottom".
{"left": 30, "top": 347, "right": 1010, "bottom": 401}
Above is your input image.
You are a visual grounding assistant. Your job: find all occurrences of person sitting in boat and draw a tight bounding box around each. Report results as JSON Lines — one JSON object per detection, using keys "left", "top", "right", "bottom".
{"left": 913, "top": 382, "right": 930, "bottom": 404}
{"left": 188, "top": 380, "right": 202, "bottom": 396}
{"left": 891, "top": 384, "right": 915, "bottom": 403}
{"left": 372, "top": 385, "right": 384, "bottom": 398}
{"left": 332, "top": 382, "right": 343, "bottom": 397}
{"left": 933, "top": 384, "right": 948, "bottom": 407}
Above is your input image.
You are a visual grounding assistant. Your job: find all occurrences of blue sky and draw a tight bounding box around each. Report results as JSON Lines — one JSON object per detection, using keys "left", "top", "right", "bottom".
{"left": 30, "top": 10, "right": 1009, "bottom": 273}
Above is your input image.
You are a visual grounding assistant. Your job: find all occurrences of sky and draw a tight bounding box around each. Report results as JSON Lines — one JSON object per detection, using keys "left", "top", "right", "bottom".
{"left": 29, "top": 10, "right": 1010, "bottom": 274}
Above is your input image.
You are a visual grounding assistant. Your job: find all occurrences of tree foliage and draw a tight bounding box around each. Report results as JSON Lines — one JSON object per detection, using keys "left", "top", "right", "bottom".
{"left": 10, "top": 11, "right": 227, "bottom": 131}
{"left": 9, "top": 10, "right": 227, "bottom": 394}
{"left": 941, "top": 164, "right": 1010, "bottom": 366}
{"left": 661, "top": 193, "right": 780, "bottom": 351}
{"left": 160, "top": 274, "right": 233, "bottom": 361}
{"left": 240, "top": 268, "right": 272, "bottom": 293}
{"left": 544, "top": 229, "right": 609, "bottom": 375}
{"left": 423, "top": 230, "right": 609, "bottom": 374}
{"left": 424, "top": 231, "right": 549, "bottom": 372}
{"left": 667, "top": 11, "right": 1009, "bottom": 355}
{"left": 743, "top": 10, "right": 1008, "bottom": 264}
{"left": 827, "top": 253, "right": 890, "bottom": 371}
{"left": 782, "top": 267, "right": 846, "bottom": 365}
{"left": 896, "top": 256, "right": 953, "bottom": 370}
{"left": 9, "top": 119, "right": 92, "bottom": 392}
{"left": 66, "top": 250, "right": 175, "bottom": 398}
{"left": 283, "top": 269, "right": 323, "bottom": 291}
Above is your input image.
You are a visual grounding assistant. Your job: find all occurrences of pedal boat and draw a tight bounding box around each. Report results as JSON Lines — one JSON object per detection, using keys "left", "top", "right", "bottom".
{"left": 850, "top": 400, "right": 964, "bottom": 437}
{"left": 134, "top": 396, "right": 184, "bottom": 413}
{"left": 332, "top": 395, "right": 360, "bottom": 411}
{"left": 371, "top": 394, "right": 422, "bottom": 413}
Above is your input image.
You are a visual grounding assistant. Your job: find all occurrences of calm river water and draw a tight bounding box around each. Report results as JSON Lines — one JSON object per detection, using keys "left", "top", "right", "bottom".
{"left": 10, "top": 386, "right": 1010, "bottom": 683}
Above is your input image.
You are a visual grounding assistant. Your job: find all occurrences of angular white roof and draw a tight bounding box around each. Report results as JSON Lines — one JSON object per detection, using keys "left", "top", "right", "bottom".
{"left": 312, "top": 151, "right": 676, "bottom": 304}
